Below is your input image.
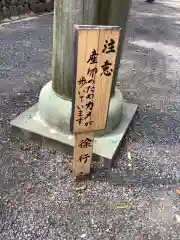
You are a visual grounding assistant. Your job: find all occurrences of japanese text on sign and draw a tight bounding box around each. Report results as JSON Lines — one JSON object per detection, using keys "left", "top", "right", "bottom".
{"left": 72, "top": 26, "right": 121, "bottom": 134}
{"left": 75, "top": 39, "right": 116, "bottom": 129}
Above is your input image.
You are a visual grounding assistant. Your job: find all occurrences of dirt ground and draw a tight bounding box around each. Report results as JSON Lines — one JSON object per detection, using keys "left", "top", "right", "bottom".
{"left": 0, "top": 0, "right": 180, "bottom": 239}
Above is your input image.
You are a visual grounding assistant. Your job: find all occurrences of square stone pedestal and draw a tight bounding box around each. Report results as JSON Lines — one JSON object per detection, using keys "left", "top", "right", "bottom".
{"left": 11, "top": 102, "right": 137, "bottom": 165}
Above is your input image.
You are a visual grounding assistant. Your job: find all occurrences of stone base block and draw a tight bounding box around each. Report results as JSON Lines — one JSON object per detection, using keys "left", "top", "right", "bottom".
{"left": 11, "top": 102, "right": 137, "bottom": 161}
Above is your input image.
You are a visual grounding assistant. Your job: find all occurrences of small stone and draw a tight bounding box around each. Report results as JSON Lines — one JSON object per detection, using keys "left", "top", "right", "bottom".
{"left": 26, "top": 183, "right": 32, "bottom": 191}
{"left": 48, "top": 215, "right": 57, "bottom": 226}
{"left": 1, "top": 0, "right": 8, "bottom": 7}
{"left": 1, "top": 0, "right": 7, "bottom": 7}
{"left": 176, "top": 214, "right": 180, "bottom": 223}
{"left": 80, "top": 233, "right": 87, "bottom": 238}
{"left": 11, "top": 0, "right": 18, "bottom": 6}
{"left": 38, "top": 2, "right": 45, "bottom": 12}
{"left": 2, "top": 6, "right": 10, "bottom": 19}
{"left": 30, "top": 3, "right": 39, "bottom": 13}
{"left": 23, "top": 4, "right": 30, "bottom": 14}
{"left": 17, "top": 5, "right": 24, "bottom": 15}
{"left": 9, "top": 5, "right": 18, "bottom": 16}
{"left": 19, "top": 0, "right": 25, "bottom": 6}
{"left": 45, "top": 1, "right": 53, "bottom": 11}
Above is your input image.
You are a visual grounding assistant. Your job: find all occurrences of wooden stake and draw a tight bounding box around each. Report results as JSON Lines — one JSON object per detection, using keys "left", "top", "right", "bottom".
{"left": 73, "top": 132, "right": 94, "bottom": 177}
{"left": 71, "top": 25, "right": 121, "bottom": 177}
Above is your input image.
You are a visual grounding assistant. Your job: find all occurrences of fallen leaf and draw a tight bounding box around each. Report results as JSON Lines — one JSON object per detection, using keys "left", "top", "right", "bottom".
{"left": 176, "top": 190, "right": 180, "bottom": 195}
{"left": 112, "top": 203, "right": 130, "bottom": 209}
{"left": 72, "top": 184, "right": 87, "bottom": 191}
{"left": 127, "top": 152, "right": 132, "bottom": 161}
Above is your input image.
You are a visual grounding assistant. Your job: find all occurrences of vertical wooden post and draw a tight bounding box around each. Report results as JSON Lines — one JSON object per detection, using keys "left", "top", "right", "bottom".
{"left": 52, "top": 0, "right": 132, "bottom": 99}
{"left": 71, "top": 26, "right": 120, "bottom": 177}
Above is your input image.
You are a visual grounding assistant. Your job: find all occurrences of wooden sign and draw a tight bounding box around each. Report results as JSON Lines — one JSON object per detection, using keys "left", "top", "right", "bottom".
{"left": 71, "top": 25, "right": 121, "bottom": 134}
{"left": 73, "top": 132, "right": 94, "bottom": 176}
{"left": 71, "top": 25, "right": 121, "bottom": 177}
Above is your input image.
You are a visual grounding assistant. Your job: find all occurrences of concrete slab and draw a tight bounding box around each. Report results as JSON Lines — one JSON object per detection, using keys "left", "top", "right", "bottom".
{"left": 10, "top": 102, "right": 137, "bottom": 159}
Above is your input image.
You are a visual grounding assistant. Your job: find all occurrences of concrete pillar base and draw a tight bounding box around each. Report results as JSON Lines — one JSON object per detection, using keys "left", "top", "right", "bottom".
{"left": 11, "top": 100, "right": 137, "bottom": 161}
{"left": 38, "top": 81, "right": 124, "bottom": 136}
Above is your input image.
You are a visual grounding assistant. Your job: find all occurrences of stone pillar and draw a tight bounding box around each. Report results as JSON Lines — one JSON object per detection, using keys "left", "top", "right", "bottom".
{"left": 38, "top": 0, "right": 132, "bottom": 136}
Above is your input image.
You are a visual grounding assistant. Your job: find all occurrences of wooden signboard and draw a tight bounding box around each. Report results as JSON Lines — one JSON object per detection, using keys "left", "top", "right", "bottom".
{"left": 71, "top": 25, "right": 121, "bottom": 134}
{"left": 71, "top": 25, "right": 121, "bottom": 176}
{"left": 72, "top": 132, "right": 94, "bottom": 176}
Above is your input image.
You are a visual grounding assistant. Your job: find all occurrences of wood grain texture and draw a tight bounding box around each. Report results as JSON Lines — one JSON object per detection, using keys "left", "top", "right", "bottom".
{"left": 73, "top": 132, "right": 94, "bottom": 176}
{"left": 52, "top": 0, "right": 132, "bottom": 99}
{"left": 92, "top": 29, "right": 120, "bottom": 131}
{"left": 52, "top": 0, "right": 99, "bottom": 99}
{"left": 72, "top": 26, "right": 120, "bottom": 133}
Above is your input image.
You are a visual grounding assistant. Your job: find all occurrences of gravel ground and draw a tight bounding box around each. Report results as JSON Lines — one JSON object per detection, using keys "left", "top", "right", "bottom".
{"left": 0, "top": 0, "right": 180, "bottom": 239}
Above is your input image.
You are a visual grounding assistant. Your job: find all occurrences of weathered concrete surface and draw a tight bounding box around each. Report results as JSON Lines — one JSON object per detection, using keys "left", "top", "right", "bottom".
{"left": 0, "top": 0, "right": 180, "bottom": 239}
